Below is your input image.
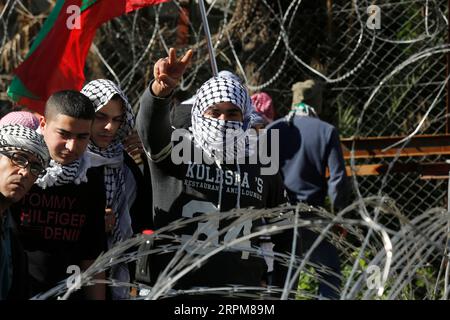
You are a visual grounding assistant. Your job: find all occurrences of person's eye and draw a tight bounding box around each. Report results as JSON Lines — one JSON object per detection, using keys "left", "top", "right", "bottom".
{"left": 30, "top": 164, "right": 44, "bottom": 176}
{"left": 13, "top": 154, "right": 28, "bottom": 166}
{"left": 58, "top": 132, "right": 70, "bottom": 139}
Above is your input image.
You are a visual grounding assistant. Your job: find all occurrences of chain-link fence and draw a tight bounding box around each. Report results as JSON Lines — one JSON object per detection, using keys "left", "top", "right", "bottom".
{"left": 2, "top": 1, "right": 448, "bottom": 131}
{"left": 1, "top": 0, "right": 449, "bottom": 299}
{"left": 91, "top": 0, "right": 448, "bottom": 227}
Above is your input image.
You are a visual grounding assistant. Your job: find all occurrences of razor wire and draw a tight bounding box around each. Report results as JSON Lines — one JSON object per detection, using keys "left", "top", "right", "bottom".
{"left": 30, "top": 202, "right": 450, "bottom": 300}
{"left": 1, "top": 0, "right": 449, "bottom": 300}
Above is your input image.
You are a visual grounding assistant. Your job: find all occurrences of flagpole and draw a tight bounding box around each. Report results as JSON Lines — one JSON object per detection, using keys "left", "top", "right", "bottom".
{"left": 198, "top": 0, "right": 218, "bottom": 77}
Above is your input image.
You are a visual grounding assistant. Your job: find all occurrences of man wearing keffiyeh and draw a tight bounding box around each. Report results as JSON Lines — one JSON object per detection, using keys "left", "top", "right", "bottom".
{"left": 0, "top": 124, "right": 49, "bottom": 299}
{"left": 190, "top": 76, "right": 254, "bottom": 162}
{"left": 136, "top": 48, "right": 286, "bottom": 295}
{"left": 10, "top": 91, "right": 107, "bottom": 299}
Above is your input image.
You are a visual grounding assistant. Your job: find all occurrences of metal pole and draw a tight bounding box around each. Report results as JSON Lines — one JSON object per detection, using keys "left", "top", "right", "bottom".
{"left": 198, "top": 0, "right": 218, "bottom": 77}
{"left": 447, "top": 0, "right": 450, "bottom": 133}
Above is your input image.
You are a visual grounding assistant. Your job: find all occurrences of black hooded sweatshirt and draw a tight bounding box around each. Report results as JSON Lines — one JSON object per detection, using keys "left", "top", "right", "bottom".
{"left": 136, "top": 84, "right": 286, "bottom": 289}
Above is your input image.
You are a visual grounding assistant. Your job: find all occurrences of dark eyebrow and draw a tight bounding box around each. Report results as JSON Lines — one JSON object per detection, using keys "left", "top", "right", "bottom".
{"left": 207, "top": 106, "right": 241, "bottom": 112}
{"left": 97, "top": 111, "right": 124, "bottom": 119}
{"left": 57, "top": 128, "right": 90, "bottom": 138}
{"left": 225, "top": 108, "right": 241, "bottom": 113}
{"left": 14, "top": 151, "right": 31, "bottom": 159}
{"left": 57, "top": 129, "right": 71, "bottom": 135}
{"left": 76, "top": 133, "right": 90, "bottom": 138}
{"left": 15, "top": 152, "right": 39, "bottom": 164}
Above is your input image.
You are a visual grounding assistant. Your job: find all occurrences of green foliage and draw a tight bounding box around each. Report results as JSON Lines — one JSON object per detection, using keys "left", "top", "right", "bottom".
{"left": 295, "top": 245, "right": 444, "bottom": 300}
{"left": 296, "top": 267, "right": 319, "bottom": 300}
{"left": 337, "top": 98, "right": 358, "bottom": 138}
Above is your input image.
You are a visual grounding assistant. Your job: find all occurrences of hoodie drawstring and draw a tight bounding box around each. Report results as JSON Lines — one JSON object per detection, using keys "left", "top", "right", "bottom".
{"left": 214, "top": 160, "right": 241, "bottom": 210}
{"left": 215, "top": 160, "right": 223, "bottom": 211}
{"left": 236, "top": 163, "right": 241, "bottom": 209}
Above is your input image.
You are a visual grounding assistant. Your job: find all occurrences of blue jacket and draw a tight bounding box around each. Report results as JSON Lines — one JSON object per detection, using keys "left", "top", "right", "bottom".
{"left": 267, "top": 115, "right": 348, "bottom": 210}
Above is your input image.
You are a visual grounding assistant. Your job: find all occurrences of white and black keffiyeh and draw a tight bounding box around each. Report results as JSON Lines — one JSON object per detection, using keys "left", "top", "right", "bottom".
{"left": 191, "top": 76, "right": 253, "bottom": 162}
{"left": 36, "top": 79, "right": 136, "bottom": 187}
{"left": 81, "top": 79, "right": 134, "bottom": 143}
{"left": 0, "top": 124, "right": 50, "bottom": 168}
{"left": 81, "top": 79, "right": 135, "bottom": 243}
{"left": 36, "top": 159, "right": 82, "bottom": 186}
{"left": 81, "top": 79, "right": 135, "bottom": 299}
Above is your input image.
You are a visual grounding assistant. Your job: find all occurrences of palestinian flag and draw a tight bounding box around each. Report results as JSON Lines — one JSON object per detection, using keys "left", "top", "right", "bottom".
{"left": 7, "top": 0, "right": 170, "bottom": 114}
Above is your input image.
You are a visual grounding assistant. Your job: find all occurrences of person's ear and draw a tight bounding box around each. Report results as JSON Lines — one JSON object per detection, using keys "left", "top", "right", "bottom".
{"left": 39, "top": 116, "right": 46, "bottom": 132}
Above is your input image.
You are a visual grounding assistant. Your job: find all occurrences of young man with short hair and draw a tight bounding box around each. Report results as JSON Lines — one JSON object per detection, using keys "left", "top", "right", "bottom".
{"left": 11, "top": 90, "right": 107, "bottom": 299}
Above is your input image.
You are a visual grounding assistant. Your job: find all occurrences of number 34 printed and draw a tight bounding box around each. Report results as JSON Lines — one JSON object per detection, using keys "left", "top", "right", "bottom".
{"left": 180, "top": 200, "right": 252, "bottom": 259}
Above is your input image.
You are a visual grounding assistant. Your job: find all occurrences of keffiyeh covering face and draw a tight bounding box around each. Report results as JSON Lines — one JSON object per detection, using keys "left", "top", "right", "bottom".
{"left": 191, "top": 76, "right": 253, "bottom": 161}
{"left": 0, "top": 124, "right": 50, "bottom": 169}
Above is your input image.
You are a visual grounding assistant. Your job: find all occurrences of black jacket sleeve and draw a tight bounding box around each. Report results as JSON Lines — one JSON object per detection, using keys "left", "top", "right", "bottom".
{"left": 136, "top": 82, "right": 174, "bottom": 163}
{"left": 124, "top": 152, "right": 154, "bottom": 232}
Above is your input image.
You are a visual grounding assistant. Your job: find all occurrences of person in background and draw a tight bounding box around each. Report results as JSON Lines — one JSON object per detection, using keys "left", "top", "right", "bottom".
{"left": 267, "top": 79, "right": 348, "bottom": 299}
{"left": 0, "top": 111, "right": 40, "bottom": 130}
{"left": 250, "top": 109, "right": 268, "bottom": 132}
{"left": 251, "top": 91, "right": 275, "bottom": 124}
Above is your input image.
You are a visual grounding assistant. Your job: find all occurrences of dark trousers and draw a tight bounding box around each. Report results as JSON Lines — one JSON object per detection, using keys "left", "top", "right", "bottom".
{"left": 271, "top": 227, "right": 342, "bottom": 300}
{"left": 300, "top": 228, "right": 341, "bottom": 299}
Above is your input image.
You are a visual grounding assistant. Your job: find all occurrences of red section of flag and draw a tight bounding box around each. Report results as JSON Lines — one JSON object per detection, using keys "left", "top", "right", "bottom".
{"left": 12, "top": 0, "right": 169, "bottom": 114}
{"left": 125, "top": 0, "right": 168, "bottom": 13}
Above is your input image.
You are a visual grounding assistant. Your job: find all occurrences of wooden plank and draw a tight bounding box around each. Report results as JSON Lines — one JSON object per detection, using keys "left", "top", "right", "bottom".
{"left": 341, "top": 134, "right": 450, "bottom": 159}
{"left": 326, "top": 162, "right": 450, "bottom": 177}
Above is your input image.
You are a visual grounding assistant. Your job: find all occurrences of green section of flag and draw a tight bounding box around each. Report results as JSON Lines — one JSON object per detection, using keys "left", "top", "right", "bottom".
{"left": 81, "top": 0, "right": 99, "bottom": 11}
{"left": 8, "top": 0, "right": 67, "bottom": 101}
{"left": 7, "top": 77, "right": 39, "bottom": 101}
{"left": 26, "top": 0, "right": 66, "bottom": 58}
{"left": 25, "top": 0, "right": 99, "bottom": 58}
